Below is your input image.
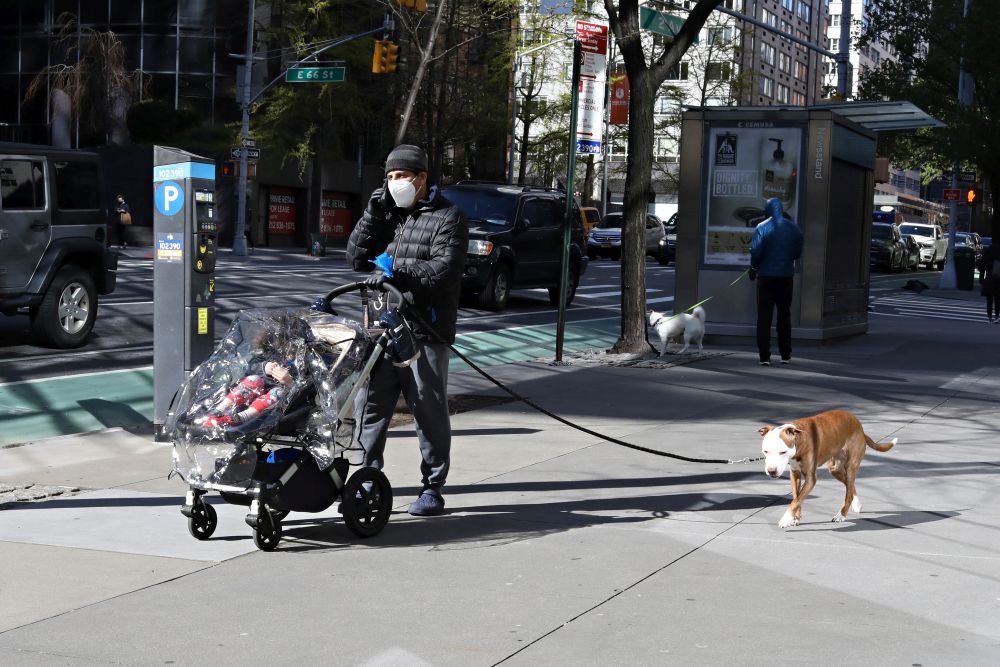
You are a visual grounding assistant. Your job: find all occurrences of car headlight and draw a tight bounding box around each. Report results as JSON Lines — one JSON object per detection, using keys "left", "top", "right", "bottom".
{"left": 658, "top": 238, "right": 666, "bottom": 247}
{"left": 468, "top": 239, "right": 494, "bottom": 256}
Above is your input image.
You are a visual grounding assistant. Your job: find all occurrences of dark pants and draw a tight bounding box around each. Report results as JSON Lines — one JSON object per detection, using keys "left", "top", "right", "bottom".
{"left": 353, "top": 339, "right": 451, "bottom": 489}
{"left": 116, "top": 221, "right": 128, "bottom": 246}
{"left": 757, "top": 276, "right": 794, "bottom": 362}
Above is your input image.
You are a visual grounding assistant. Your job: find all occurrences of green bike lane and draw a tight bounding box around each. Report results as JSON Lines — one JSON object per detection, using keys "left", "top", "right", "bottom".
{"left": 0, "top": 317, "right": 620, "bottom": 447}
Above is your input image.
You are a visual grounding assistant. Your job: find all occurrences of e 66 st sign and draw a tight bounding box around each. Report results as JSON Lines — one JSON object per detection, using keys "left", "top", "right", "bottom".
{"left": 285, "top": 66, "right": 346, "bottom": 83}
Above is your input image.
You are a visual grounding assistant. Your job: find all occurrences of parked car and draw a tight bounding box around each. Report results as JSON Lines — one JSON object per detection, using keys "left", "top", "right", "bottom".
{"left": 656, "top": 212, "right": 677, "bottom": 265}
{"left": 579, "top": 206, "right": 601, "bottom": 235}
{"left": 955, "top": 232, "right": 983, "bottom": 263}
{"left": 0, "top": 143, "right": 118, "bottom": 347}
{"left": 898, "top": 222, "right": 947, "bottom": 269}
{"left": 587, "top": 212, "right": 665, "bottom": 261}
{"left": 870, "top": 222, "right": 905, "bottom": 272}
{"left": 441, "top": 182, "right": 588, "bottom": 311}
{"left": 899, "top": 234, "right": 921, "bottom": 271}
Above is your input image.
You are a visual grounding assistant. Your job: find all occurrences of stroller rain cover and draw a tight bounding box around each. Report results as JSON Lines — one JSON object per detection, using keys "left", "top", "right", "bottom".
{"left": 165, "top": 308, "right": 372, "bottom": 486}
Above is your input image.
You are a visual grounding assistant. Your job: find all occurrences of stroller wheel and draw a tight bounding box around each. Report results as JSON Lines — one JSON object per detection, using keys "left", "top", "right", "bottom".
{"left": 253, "top": 510, "right": 282, "bottom": 551}
{"left": 341, "top": 467, "right": 393, "bottom": 538}
{"left": 188, "top": 502, "right": 218, "bottom": 541}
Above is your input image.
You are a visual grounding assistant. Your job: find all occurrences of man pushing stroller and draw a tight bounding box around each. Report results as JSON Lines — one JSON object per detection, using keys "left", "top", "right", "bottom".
{"left": 346, "top": 144, "right": 468, "bottom": 517}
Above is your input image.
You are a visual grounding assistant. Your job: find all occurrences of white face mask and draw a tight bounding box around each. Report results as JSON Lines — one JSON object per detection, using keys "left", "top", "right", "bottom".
{"left": 388, "top": 177, "right": 418, "bottom": 209}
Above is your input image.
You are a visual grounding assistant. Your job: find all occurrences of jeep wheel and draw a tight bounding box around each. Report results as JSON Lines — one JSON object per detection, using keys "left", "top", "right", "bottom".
{"left": 31, "top": 266, "right": 97, "bottom": 348}
{"left": 547, "top": 264, "right": 580, "bottom": 306}
{"left": 479, "top": 264, "right": 511, "bottom": 311}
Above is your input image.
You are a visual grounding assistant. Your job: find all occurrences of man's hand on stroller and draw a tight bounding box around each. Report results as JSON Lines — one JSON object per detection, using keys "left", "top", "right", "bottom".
{"left": 364, "top": 271, "right": 390, "bottom": 291}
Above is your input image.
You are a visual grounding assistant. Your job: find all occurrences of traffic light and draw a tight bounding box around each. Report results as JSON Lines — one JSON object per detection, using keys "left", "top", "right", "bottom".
{"left": 383, "top": 41, "right": 399, "bottom": 73}
{"left": 372, "top": 39, "right": 385, "bottom": 74}
{"left": 965, "top": 187, "right": 978, "bottom": 205}
{"left": 221, "top": 161, "right": 236, "bottom": 177}
{"left": 372, "top": 40, "right": 399, "bottom": 74}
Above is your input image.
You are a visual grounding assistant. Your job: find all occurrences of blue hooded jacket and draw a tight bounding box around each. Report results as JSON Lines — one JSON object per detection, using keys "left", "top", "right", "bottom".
{"left": 750, "top": 198, "right": 803, "bottom": 278}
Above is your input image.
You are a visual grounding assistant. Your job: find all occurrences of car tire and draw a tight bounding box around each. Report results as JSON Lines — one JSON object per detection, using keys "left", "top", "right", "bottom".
{"left": 610, "top": 249, "right": 621, "bottom": 261}
{"left": 478, "top": 263, "right": 511, "bottom": 311}
{"left": 657, "top": 254, "right": 671, "bottom": 266}
{"left": 30, "top": 265, "right": 97, "bottom": 348}
{"left": 547, "top": 263, "right": 580, "bottom": 306}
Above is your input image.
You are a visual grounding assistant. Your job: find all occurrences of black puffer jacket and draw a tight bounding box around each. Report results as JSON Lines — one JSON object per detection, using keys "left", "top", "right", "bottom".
{"left": 346, "top": 186, "right": 468, "bottom": 344}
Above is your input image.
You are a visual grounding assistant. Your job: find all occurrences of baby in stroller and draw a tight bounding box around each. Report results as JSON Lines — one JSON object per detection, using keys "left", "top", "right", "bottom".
{"left": 198, "top": 314, "right": 303, "bottom": 430}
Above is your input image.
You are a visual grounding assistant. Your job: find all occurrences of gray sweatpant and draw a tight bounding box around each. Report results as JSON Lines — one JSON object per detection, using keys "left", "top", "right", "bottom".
{"left": 353, "top": 339, "right": 451, "bottom": 489}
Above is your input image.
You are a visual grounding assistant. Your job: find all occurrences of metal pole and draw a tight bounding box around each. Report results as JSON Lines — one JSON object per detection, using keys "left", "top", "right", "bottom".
{"left": 232, "top": 0, "right": 254, "bottom": 257}
{"left": 836, "top": 0, "right": 852, "bottom": 98}
{"left": 556, "top": 40, "right": 582, "bottom": 362}
{"left": 507, "top": 56, "right": 520, "bottom": 184}
{"left": 939, "top": 0, "right": 972, "bottom": 290}
{"left": 601, "top": 38, "right": 614, "bottom": 217}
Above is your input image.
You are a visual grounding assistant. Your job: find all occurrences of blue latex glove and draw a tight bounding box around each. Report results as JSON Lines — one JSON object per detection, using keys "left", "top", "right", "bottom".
{"left": 368, "top": 251, "right": 394, "bottom": 278}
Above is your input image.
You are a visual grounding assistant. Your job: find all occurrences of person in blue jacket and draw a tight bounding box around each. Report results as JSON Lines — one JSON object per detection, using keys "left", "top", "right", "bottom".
{"left": 749, "top": 198, "right": 803, "bottom": 365}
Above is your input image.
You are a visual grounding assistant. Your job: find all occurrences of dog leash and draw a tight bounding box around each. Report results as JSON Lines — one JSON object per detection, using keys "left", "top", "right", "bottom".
{"left": 405, "top": 309, "right": 758, "bottom": 466}
{"left": 659, "top": 268, "right": 751, "bottom": 321}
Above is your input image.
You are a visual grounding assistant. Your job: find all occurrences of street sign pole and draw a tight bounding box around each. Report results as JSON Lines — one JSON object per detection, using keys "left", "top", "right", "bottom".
{"left": 233, "top": 0, "right": 254, "bottom": 257}
{"left": 556, "top": 40, "right": 583, "bottom": 362}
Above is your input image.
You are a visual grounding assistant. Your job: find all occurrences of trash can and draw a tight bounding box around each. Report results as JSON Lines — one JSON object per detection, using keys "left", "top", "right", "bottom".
{"left": 309, "top": 233, "right": 327, "bottom": 257}
{"left": 953, "top": 245, "right": 976, "bottom": 291}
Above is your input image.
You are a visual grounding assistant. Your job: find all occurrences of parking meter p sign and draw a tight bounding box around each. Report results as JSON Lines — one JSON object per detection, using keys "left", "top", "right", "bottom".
{"left": 155, "top": 180, "right": 185, "bottom": 216}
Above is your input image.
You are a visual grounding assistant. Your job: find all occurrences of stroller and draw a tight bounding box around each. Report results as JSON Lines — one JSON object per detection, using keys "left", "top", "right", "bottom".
{"left": 165, "top": 282, "right": 416, "bottom": 551}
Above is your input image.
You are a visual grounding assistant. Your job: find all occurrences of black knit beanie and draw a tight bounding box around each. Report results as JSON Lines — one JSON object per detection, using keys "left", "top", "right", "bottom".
{"left": 384, "top": 144, "right": 428, "bottom": 175}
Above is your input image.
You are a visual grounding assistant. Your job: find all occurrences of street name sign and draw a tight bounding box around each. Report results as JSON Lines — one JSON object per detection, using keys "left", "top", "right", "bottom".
{"left": 285, "top": 67, "right": 346, "bottom": 83}
{"left": 639, "top": 6, "right": 697, "bottom": 44}
{"left": 230, "top": 147, "right": 261, "bottom": 161}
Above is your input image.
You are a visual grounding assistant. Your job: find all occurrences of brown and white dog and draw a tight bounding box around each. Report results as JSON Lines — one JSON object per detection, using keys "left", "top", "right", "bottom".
{"left": 758, "top": 409, "right": 896, "bottom": 528}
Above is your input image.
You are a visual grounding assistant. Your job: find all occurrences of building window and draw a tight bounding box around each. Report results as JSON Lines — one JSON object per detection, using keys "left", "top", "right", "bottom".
{"left": 706, "top": 62, "right": 732, "bottom": 81}
{"left": 782, "top": 0, "right": 795, "bottom": 11}
{"left": 776, "top": 84, "right": 790, "bottom": 104}
{"left": 762, "top": 9, "right": 777, "bottom": 28}
{"left": 708, "top": 27, "right": 734, "bottom": 45}
{"left": 797, "top": 1, "right": 811, "bottom": 22}
{"left": 778, "top": 52, "right": 791, "bottom": 73}
{"left": 831, "top": 15, "right": 841, "bottom": 27}
{"left": 665, "top": 61, "right": 690, "bottom": 80}
{"left": 796, "top": 61, "right": 808, "bottom": 80}
{"left": 724, "top": 0, "right": 743, "bottom": 10}
{"left": 759, "top": 76, "right": 774, "bottom": 98}
{"left": 792, "top": 91, "right": 806, "bottom": 105}
{"left": 830, "top": 38, "right": 840, "bottom": 52}
{"left": 760, "top": 43, "right": 776, "bottom": 66}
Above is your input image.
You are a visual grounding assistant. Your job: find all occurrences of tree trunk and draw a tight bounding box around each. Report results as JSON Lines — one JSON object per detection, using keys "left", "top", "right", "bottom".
{"left": 518, "top": 117, "right": 532, "bottom": 185}
{"left": 611, "top": 64, "right": 655, "bottom": 354}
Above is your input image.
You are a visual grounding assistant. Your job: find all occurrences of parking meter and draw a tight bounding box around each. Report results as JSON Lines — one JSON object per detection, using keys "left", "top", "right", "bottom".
{"left": 152, "top": 146, "right": 217, "bottom": 438}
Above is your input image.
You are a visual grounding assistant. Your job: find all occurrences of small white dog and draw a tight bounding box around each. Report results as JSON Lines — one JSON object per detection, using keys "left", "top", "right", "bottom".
{"left": 647, "top": 306, "right": 706, "bottom": 355}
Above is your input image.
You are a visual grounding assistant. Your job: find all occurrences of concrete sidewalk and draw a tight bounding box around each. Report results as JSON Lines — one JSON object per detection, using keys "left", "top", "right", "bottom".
{"left": 1, "top": 302, "right": 999, "bottom": 665}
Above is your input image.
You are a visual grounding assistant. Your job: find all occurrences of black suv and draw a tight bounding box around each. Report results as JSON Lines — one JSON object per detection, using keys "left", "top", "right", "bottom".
{"left": 441, "top": 182, "right": 588, "bottom": 310}
{"left": 0, "top": 143, "right": 118, "bottom": 347}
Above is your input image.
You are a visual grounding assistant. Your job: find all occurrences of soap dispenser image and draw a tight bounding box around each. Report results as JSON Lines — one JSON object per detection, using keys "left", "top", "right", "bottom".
{"left": 761, "top": 137, "right": 795, "bottom": 204}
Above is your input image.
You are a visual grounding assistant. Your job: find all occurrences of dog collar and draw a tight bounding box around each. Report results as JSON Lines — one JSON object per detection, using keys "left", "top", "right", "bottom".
{"left": 650, "top": 315, "right": 669, "bottom": 328}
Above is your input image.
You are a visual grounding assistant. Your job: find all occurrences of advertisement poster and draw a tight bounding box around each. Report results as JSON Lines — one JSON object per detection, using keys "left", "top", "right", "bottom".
{"left": 320, "top": 192, "right": 352, "bottom": 238}
{"left": 267, "top": 187, "right": 297, "bottom": 236}
{"left": 610, "top": 74, "right": 629, "bottom": 125}
{"left": 703, "top": 124, "right": 803, "bottom": 266}
{"left": 575, "top": 20, "right": 607, "bottom": 155}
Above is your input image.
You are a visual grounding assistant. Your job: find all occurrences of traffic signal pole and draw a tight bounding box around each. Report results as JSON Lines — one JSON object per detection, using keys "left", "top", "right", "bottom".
{"left": 939, "top": 0, "right": 973, "bottom": 291}
{"left": 232, "top": 0, "right": 255, "bottom": 257}
{"left": 556, "top": 40, "right": 583, "bottom": 362}
{"left": 231, "top": 3, "right": 388, "bottom": 257}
